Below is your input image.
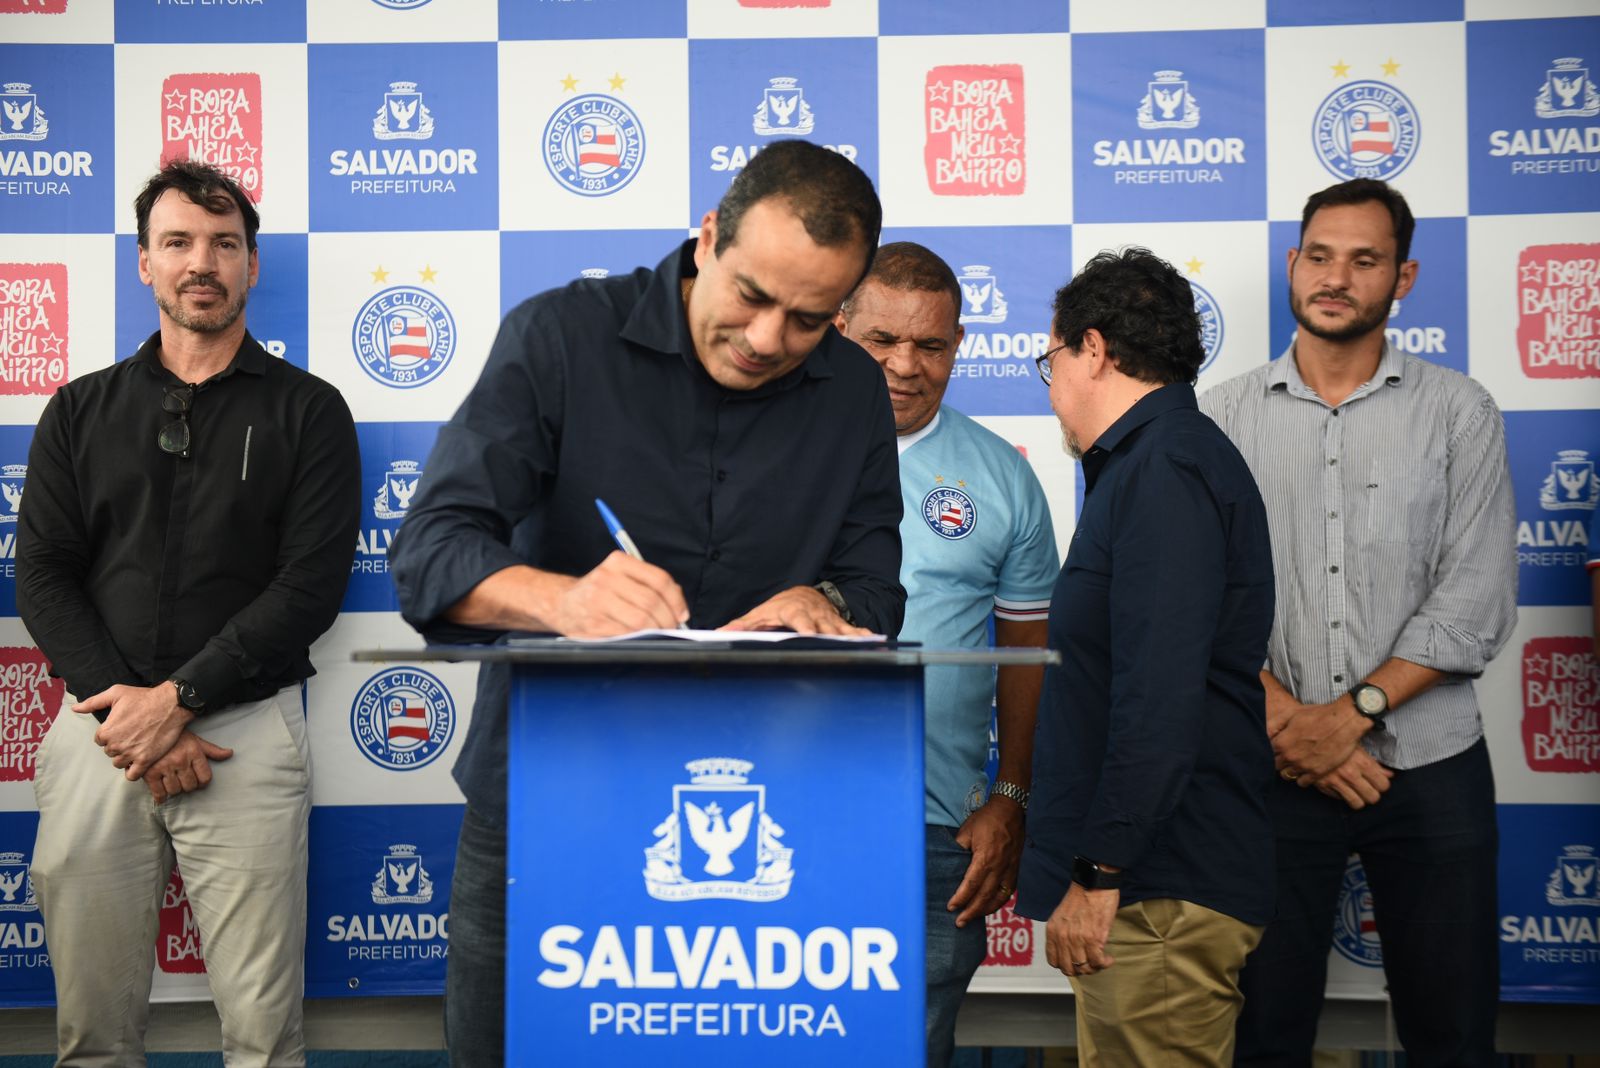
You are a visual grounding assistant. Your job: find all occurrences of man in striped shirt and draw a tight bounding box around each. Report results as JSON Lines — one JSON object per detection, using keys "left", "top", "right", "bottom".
{"left": 1202, "top": 178, "right": 1518, "bottom": 1067}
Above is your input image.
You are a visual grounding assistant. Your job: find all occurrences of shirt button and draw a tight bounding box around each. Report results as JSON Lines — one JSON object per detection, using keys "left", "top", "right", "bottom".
{"left": 716, "top": 470, "right": 727, "bottom": 482}
{"left": 1330, "top": 565, "right": 1339, "bottom": 573}
{"left": 1334, "top": 674, "right": 1344, "bottom": 683}
{"left": 709, "top": 549, "right": 722, "bottom": 562}
{"left": 1332, "top": 409, "right": 1340, "bottom": 417}
{"left": 1331, "top": 621, "right": 1341, "bottom": 629}
{"left": 1329, "top": 458, "right": 1338, "bottom": 466}
{"left": 1329, "top": 511, "right": 1338, "bottom": 519}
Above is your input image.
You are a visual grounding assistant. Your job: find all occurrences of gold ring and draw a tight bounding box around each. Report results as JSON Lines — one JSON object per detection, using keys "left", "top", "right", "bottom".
{"left": 1281, "top": 768, "right": 1299, "bottom": 781}
{"left": 1072, "top": 960, "right": 1089, "bottom": 968}
{"left": 998, "top": 886, "right": 1011, "bottom": 897}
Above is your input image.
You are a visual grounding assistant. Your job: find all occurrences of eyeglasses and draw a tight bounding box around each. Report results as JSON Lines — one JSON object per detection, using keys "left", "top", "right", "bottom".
{"left": 1036, "top": 343, "right": 1070, "bottom": 386}
{"left": 159, "top": 386, "right": 193, "bottom": 459}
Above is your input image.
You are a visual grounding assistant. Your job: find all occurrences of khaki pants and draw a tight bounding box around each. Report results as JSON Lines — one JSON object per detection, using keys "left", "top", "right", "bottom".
{"left": 1070, "top": 897, "right": 1263, "bottom": 1068}
{"left": 30, "top": 690, "right": 312, "bottom": 1068}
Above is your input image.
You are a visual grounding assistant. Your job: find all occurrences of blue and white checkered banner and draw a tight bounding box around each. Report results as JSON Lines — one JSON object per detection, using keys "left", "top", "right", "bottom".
{"left": 0, "top": 0, "right": 1596, "bottom": 1008}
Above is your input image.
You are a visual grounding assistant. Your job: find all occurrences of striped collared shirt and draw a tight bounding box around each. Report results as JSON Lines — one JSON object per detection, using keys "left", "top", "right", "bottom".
{"left": 1200, "top": 343, "right": 1518, "bottom": 770}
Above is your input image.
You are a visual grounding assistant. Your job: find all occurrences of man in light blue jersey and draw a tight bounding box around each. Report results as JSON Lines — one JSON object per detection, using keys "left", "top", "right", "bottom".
{"left": 837, "top": 242, "right": 1059, "bottom": 1067}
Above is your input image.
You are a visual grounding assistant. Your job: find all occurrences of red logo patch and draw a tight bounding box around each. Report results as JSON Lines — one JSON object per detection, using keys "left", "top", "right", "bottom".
{"left": 0, "top": 647, "right": 61, "bottom": 783}
{"left": 1521, "top": 636, "right": 1600, "bottom": 772}
{"left": 158, "top": 864, "right": 206, "bottom": 974}
{"left": 1517, "top": 244, "right": 1600, "bottom": 379}
{"left": 0, "top": 263, "right": 68, "bottom": 395}
{"left": 982, "top": 894, "right": 1034, "bottom": 967}
{"left": 925, "top": 64, "right": 1026, "bottom": 196}
{"left": 160, "top": 73, "right": 264, "bottom": 203}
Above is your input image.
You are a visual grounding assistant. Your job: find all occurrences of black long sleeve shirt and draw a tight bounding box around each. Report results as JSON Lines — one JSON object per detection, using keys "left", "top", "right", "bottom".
{"left": 1017, "top": 384, "right": 1277, "bottom": 926}
{"left": 390, "top": 240, "right": 906, "bottom": 821}
{"left": 17, "top": 331, "right": 361, "bottom": 710}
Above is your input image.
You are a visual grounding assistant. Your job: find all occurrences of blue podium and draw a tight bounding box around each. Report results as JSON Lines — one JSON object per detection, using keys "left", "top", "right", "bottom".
{"left": 381, "top": 641, "right": 1055, "bottom": 1066}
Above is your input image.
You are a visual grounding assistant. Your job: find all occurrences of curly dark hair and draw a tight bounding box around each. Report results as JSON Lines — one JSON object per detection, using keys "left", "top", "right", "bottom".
{"left": 1050, "top": 247, "right": 1204, "bottom": 386}
{"left": 134, "top": 159, "right": 260, "bottom": 253}
{"left": 713, "top": 140, "right": 881, "bottom": 283}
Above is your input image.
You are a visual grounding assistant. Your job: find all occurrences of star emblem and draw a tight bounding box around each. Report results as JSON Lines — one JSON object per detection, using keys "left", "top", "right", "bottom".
{"left": 164, "top": 88, "right": 187, "bottom": 111}
{"left": 419, "top": 264, "right": 439, "bottom": 283}
{"left": 560, "top": 74, "right": 579, "bottom": 92}
{"left": 608, "top": 72, "right": 626, "bottom": 91}
{"left": 1184, "top": 257, "right": 1204, "bottom": 275}
{"left": 39, "top": 332, "right": 64, "bottom": 356}
{"left": 927, "top": 80, "right": 951, "bottom": 104}
{"left": 934, "top": 475, "right": 945, "bottom": 484}
{"left": 1381, "top": 57, "right": 1401, "bottom": 77}
{"left": 1521, "top": 261, "right": 1545, "bottom": 284}
{"left": 1331, "top": 60, "right": 1351, "bottom": 79}
{"left": 997, "top": 132, "right": 1022, "bottom": 155}
{"left": 371, "top": 266, "right": 390, "bottom": 283}
{"left": 956, "top": 480, "right": 966, "bottom": 489}
{"left": 234, "top": 141, "right": 258, "bottom": 166}
{"left": 1525, "top": 653, "right": 1550, "bottom": 678}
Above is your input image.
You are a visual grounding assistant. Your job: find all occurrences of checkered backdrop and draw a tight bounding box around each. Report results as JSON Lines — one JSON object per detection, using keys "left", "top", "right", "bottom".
{"left": 0, "top": 0, "right": 1596, "bottom": 1008}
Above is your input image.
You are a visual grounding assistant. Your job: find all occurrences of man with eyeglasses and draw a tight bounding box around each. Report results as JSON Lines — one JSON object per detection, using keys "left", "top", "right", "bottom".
{"left": 16, "top": 160, "right": 360, "bottom": 1066}
{"left": 1015, "top": 248, "right": 1276, "bottom": 1067}
{"left": 834, "top": 242, "right": 1057, "bottom": 1068}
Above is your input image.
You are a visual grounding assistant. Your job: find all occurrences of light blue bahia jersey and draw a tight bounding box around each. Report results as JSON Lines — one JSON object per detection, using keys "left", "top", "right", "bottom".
{"left": 897, "top": 407, "right": 1059, "bottom": 828}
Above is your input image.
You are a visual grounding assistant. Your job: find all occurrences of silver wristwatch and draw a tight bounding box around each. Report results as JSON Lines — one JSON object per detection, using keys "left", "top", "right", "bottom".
{"left": 990, "top": 780, "right": 1029, "bottom": 810}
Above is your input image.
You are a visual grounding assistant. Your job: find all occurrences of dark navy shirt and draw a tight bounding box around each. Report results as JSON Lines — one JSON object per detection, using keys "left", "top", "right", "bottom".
{"left": 390, "top": 240, "right": 905, "bottom": 822}
{"left": 1017, "top": 383, "right": 1276, "bottom": 926}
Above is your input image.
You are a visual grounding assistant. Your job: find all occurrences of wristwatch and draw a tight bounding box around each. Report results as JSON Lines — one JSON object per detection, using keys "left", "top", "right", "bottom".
{"left": 812, "top": 580, "right": 854, "bottom": 625}
{"left": 1349, "top": 681, "right": 1389, "bottom": 733}
{"left": 169, "top": 676, "right": 206, "bottom": 715}
{"left": 990, "top": 780, "right": 1029, "bottom": 811}
{"left": 1071, "top": 855, "right": 1123, "bottom": 891}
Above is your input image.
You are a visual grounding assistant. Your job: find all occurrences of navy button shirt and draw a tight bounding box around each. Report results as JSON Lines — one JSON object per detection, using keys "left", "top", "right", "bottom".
{"left": 390, "top": 240, "right": 905, "bottom": 822}
{"left": 1017, "top": 383, "right": 1277, "bottom": 926}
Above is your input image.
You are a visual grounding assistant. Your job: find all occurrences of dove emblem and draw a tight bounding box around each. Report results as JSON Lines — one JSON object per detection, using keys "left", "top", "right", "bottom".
{"left": 373, "top": 82, "right": 435, "bottom": 141}
{"left": 684, "top": 800, "right": 755, "bottom": 877}
{"left": 1537, "top": 59, "right": 1600, "bottom": 119}
{"left": 0, "top": 868, "right": 23, "bottom": 902}
{"left": 389, "top": 97, "right": 418, "bottom": 131}
{"left": 374, "top": 461, "right": 423, "bottom": 520}
{"left": 1152, "top": 87, "right": 1183, "bottom": 121}
{"left": 0, "top": 85, "right": 46, "bottom": 141}
{"left": 1545, "top": 846, "right": 1600, "bottom": 908}
{"left": 371, "top": 845, "right": 434, "bottom": 904}
{"left": 2, "top": 99, "right": 31, "bottom": 132}
{"left": 0, "top": 854, "right": 36, "bottom": 911}
{"left": 388, "top": 860, "right": 418, "bottom": 895}
{"left": 1538, "top": 451, "right": 1598, "bottom": 512}
{"left": 1138, "top": 71, "right": 1200, "bottom": 130}
{"left": 643, "top": 758, "right": 795, "bottom": 902}
{"left": 2, "top": 480, "right": 22, "bottom": 516}
{"left": 1564, "top": 860, "right": 1595, "bottom": 897}
{"left": 753, "top": 78, "right": 815, "bottom": 136}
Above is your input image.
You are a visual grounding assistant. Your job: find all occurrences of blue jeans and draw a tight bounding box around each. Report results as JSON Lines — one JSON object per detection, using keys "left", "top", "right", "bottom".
{"left": 444, "top": 804, "right": 506, "bottom": 1068}
{"left": 926, "top": 824, "right": 987, "bottom": 1068}
{"left": 1235, "top": 738, "right": 1499, "bottom": 1067}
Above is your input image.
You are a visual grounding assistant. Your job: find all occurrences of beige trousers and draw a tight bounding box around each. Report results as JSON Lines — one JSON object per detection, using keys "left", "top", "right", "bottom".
{"left": 30, "top": 689, "right": 312, "bottom": 1068}
{"left": 1070, "top": 897, "right": 1264, "bottom": 1068}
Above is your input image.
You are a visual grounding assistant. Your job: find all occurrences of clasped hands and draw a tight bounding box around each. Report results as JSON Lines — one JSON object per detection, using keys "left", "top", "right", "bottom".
{"left": 75, "top": 682, "right": 232, "bottom": 805}
{"left": 1268, "top": 690, "right": 1392, "bottom": 810}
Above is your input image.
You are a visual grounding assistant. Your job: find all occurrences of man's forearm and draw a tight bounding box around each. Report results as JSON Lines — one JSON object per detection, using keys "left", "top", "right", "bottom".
{"left": 994, "top": 618, "right": 1048, "bottom": 789}
{"left": 443, "top": 564, "right": 575, "bottom": 632}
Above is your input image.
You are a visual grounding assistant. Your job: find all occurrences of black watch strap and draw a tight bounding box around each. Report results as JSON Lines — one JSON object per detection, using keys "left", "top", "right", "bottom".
{"left": 813, "top": 580, "right": 854, "bottom": 625}
{"left": 170, "top": 676, "right": 206, "bottom": 714}
{"left": 1071, "top": 855, "right": 1123, "bottom": 891}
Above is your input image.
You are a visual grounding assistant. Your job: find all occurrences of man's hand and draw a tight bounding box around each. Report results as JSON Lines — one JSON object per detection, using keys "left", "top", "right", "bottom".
{"left": 947, "top": 796, "right": 1024, "bottom": 927}
{"left": 1303, "top": 747, "right": 1393, "bottom": 810}
{"left": 1044, "top": 882, "right": 1119, "bottom": 978}
{"left": 719, "top": 586, "right": 871, "bottom": 636}
{"left": 548, "top": 551, "right": 690, "bottom": 637}
{"left": 143, "top": 730, "right": 234, "bottom": 805}
{"left": 1271, "top": 697, "right": 1371, "bottom": 780}
{"left": 77, "top": 682, "right": 194, "bottom": 781}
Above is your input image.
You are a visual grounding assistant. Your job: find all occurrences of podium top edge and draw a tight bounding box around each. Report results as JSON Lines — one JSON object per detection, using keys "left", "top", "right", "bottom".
{"left": 349, "top": 643, "right": 1061, "bottom": 668}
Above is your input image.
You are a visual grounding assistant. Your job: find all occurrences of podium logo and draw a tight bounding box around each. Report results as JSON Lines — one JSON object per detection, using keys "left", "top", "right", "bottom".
{"left": 925, "top": 64, "right": 1025, "bottom": 196}
{"left": 1521, "top": 637, "right": 1598, "bottom": 773}
{"left": 0, "top": 263, "right": 67, "bottom": 394}
{"left": 371, "top": 843, "right": 434, "bottom": 905}
{"left": 1313, "top": 80, "right": 1419, "bottom": 182}
{"left": 1331, "top": 857, "right": 1382, "bottom": 967}
{"left": 958, "top": 265, "right": 1007, "bottom": 326}
{"left": 643, "top": 757, "right": 795, "bottom": 902}
{"left": 1517, "top": 244, "right": 1600, "bottom": 379}
{"left": 1540, "top": 450, "right": 1598, "bottom": 512}
{"left": 160, "top": 73, "right": 264, "bottom": 203}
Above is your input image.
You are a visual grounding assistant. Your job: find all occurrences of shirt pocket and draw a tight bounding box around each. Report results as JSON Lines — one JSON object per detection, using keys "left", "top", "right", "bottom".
{"left": 1365, "top": 457, "right": 1446, "bottom": 549}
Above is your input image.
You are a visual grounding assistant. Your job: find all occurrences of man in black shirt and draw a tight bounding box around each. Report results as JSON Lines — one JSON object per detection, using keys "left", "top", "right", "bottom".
{"left": 390, "top": 140, "right": 904, "bottom": 1066}
{"left": 18, "top": 161, "right": 360, "bottom": 1066}
{"left": 1016, "top": 249, "right": 1275, "bottom": 1067}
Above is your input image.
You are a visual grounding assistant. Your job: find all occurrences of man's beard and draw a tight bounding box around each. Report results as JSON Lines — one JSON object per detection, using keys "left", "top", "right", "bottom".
{"left": 1290, "top": 281, "right": 1395, "bottom": 343}
{"left": 1062, "top": 428, "right": 1083, "bottom": 460}
{"left": 157, "top": 278, "right": 248, "bottom": 334}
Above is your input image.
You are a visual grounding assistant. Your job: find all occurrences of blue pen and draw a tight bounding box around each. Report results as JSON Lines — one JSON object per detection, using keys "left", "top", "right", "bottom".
{"left": 594, "top": 498, "right": 645, "bottom": 561}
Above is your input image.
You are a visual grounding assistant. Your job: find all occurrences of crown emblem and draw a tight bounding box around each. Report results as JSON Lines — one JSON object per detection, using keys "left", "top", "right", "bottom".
{"left": 685, "top": 757, "right": 753, "bottom": 785}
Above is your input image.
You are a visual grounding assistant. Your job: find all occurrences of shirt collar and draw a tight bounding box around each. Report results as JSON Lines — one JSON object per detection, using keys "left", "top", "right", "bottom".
{"left": 1081, "top": 382, "right": 1197, "bottom": 490}
{"left": 618, "top": 238, "right": 837, "bottom": 393}
{"left": 896, "top": 408, "right": 941, "bottom": 455}
{"left": 1269, "top": 339, "right": 1405, "bottom": 403}
{"left": 132, "top": 329, "right": 270, "bottom": 382}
